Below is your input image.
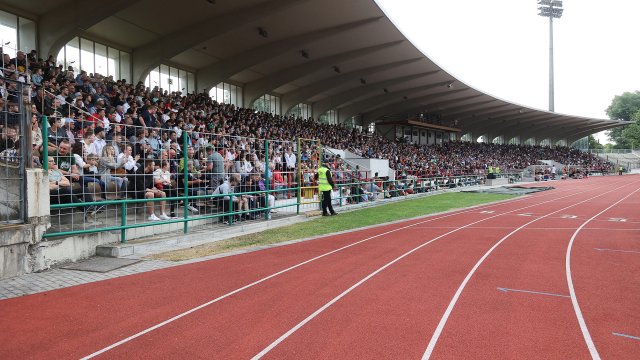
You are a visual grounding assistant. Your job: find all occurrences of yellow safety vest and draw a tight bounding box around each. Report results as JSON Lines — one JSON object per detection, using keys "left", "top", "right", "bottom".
{"left": 318, "top": 166, "right": 332, "bottom": 191}
{"left": 488, "top": 166, "right": 494, "bottom": 174}
{"left": 495, "top": 166, "right": 500, "bottom": 174}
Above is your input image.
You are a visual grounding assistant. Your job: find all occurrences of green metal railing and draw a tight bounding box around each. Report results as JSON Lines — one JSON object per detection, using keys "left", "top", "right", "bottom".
{"left": 41, "top": 115, "right": 490, "bottom": 243}
{"left": 42, "top": 118, "right": 322, "bottom": 242}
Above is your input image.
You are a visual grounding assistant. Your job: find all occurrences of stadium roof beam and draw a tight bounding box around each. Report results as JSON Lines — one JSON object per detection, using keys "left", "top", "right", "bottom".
{"left": 132, "top": 0, "right": 307, "bottom": 82}
{"left": 198, "top": 17, "right": 383, "bottom": 91}
{"left": 282, "top": 58, "right": 424, "bottom": 115}
{"left": 564, "top": 123, "right": 626, "bottom": 144}
{"left": 463, "top": 110, "right": 556, "bottom": 132}
{"left": 243, "top": 40, "right": 403, "bottom": 106}
{"left": 337, "top": 83, "right": 463, "bottom": 123}
{"left": 498, "top": 117, "right": 614, "bottom": 141}
{"left": 438, "top": 101, "right": 505, "bottom": 119}
{"left": 39, "top": 0, "right": 143, "bottom": 58}
{"left": 307, "top": 70, "right": 439, "bottom": 117}
{"left": 465, "top": 113, "right": 559, "bottom": 135}
{"left": 455, "top": 106, "right": 526, "bottom": 126}
{"left": 361, "top": 94, "right": 483, "bottom": 123}
{"left": 540, "top": 121, "right": 624, "bottom": 143}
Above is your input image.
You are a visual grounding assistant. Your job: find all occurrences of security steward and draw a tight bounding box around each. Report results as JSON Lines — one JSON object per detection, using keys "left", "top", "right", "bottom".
{"left": 316, "top": 159, "right": 338, "bottom": 216}
{"left": 487, "top": 165, "right": 495, "bottom": 180}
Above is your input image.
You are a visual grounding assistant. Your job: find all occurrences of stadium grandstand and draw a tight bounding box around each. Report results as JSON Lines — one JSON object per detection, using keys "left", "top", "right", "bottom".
{"left": 2, "top": 1, "right": 639, "bottom": 359}
{"left": 0, "top": 0, "right": 626, "bottom": 276}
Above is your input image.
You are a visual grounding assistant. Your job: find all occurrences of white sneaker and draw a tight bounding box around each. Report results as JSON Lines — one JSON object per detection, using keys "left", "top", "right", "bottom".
{"left": 158, "top": 213, "right": 171, "bottom": 220}
{"left": 187, "top": 205, "right": 199, "bottom": 213}
{"left": 148, "top": 213, "right": 161, "bottom": 221}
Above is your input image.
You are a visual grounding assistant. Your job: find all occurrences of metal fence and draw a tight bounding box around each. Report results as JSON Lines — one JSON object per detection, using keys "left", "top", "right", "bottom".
{"left": 41, "top": 110, "right": 330, "bottom": 241}
{"left": 38, "top": 100, "right": 496, "bottom": 243}
{"left": 0, "top": 76, "right": 30, "bottom": 223}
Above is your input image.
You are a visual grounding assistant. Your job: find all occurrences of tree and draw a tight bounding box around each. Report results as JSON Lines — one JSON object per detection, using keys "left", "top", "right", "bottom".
{"left": 620, "top": 109, "right": 640, "bottom": 149}
{"left": 588, "top": 135, "right": 603, "bottom": 150}
{"left": 605, "top": 91, "right": 640, "bottom": 147}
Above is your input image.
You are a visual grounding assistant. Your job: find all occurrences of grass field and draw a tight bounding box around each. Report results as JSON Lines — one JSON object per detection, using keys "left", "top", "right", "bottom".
{"left": 148, "top": 192, "right": 515, "bottom": 261}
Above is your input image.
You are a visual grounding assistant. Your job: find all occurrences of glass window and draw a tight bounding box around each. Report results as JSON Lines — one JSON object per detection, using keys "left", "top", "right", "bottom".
{"left": 120, "top": 51, "right": 131, "bottom": 82}
{"left": 18, "top": 17, "right": 36, "bottom": 55}
{"left": 143, "top": 64, "right": 191, "bottom": 94}
{"left": 107, "top": 47, "right": 119, "bottom": 79}
{"left": 80, "top": 38, "right": 94, "bottom": 74}
{"left": 209, "top": 82, "right": 242, "bottom": 106}
{"left": 145, "top": 66, "right": 158, "bottom": 89}
{"left": 230, "top": 84, "right": 236, "bottom": 106}
{"left": 187, "top": 72, "right": 194, "bottom": 94}
{"left": 159, "top": 64, "right": 169, "bottom": 91}
{"left": 319, "top": 110, "right": 337, "bottom": 125}
{"left": 64, "top": 37, "right": 80, "bottom": 74}
{"left": 56, "top": 37, "right": 130, "bottom": 81}
{"left": 0, "top": 11, "right": 17, "bottom": 58}
{"left": 94, "top": 43, "right": 107, "bottom": 76}
{"left": 179, "top": 69, "right": 187, "bottom": 94}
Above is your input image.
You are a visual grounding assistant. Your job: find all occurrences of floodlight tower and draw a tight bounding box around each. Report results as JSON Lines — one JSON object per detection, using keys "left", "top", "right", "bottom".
{"left": 538, "top": 0, "right": 563, "bottom": 112}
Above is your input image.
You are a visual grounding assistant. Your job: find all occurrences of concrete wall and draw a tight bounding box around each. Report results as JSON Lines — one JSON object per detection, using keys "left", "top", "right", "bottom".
{"left": 29, "top": 231, "right": 119, "bottom": 272}
{"left": 0, "top": 169, "right": 50, "bottom": 279}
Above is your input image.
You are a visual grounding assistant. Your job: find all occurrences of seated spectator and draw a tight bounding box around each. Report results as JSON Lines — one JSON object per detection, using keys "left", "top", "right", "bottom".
{"left": 46, "top": 114, "right": 68, "bottom": 153}
{"left": 129, "top": 159, "right": 170, "bottom": 221}
{"left": 211, "top": 173, "right": 247, "bottom": 223}
{"left": 117, "top": 145, "right": 140, "bottom": 174}
{"left": 71, "top": 142, "right": 106, "bottom": 198}
{"left": 153, "top": 160, "right": 178, "bottom": 217}
{"left": 98, "top": 144, "right": 128, "bottom": 197}
{"left": 47, "top": 157, "right": 100, "bottom": 215}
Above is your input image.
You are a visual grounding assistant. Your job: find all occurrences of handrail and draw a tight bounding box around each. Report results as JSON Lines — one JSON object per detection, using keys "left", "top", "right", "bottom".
{"left": 43, "top": 172, "right": 489, "bottom": 241}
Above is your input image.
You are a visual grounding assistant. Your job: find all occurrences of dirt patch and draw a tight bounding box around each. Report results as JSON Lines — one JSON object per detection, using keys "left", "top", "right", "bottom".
{"left": 146, "top": 233, "right": 266, "bottom": 261}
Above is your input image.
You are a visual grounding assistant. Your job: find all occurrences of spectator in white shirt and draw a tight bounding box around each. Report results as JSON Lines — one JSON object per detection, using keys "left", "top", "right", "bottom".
{"left": 285, "top": 147, "right": 296, "bottom": 171}
{"left": 117, "top": 145, "right": 140, "bottom": 173}
{"left": 88, "top": 127, "right": 106, "bottom": 156}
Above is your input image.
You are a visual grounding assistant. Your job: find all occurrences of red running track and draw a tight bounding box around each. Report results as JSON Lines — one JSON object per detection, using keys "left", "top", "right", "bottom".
{"left": 0, "top": 175, "right": 638, "bottom": 359}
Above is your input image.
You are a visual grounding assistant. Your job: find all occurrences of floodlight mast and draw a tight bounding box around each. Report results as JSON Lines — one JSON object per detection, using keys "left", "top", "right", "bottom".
{"left": 538, "top": 0, "right": 563, "bottom": 112}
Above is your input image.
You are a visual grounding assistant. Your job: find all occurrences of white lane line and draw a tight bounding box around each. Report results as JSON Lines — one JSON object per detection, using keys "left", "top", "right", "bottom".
{"left": 422, "top": 183, "right": 634, "bottom": 360}
{"left": 612, "top": 332, "right": 640, "bottom": 341}
{"left": 496, "top": 287, "right": 570, "bottom": 298}
{"left": 594, "top": 248, "right": 640, "bottom": 254}
{"left": 584, "top": 228, "right": 640, "bottom": 231}
{"left": 80, "top": 189, "right": 556, "bottom": 359}
{"left": 566, "top": 186, "right": 640, "bottom": 360}
{"left": 251, "top": 188, "right": 595, "bottom": 359}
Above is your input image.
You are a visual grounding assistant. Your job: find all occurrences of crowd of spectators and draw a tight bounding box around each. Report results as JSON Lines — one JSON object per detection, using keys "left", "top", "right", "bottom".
{"left": 1, "top": 47, "right": 613, "bottom": 223}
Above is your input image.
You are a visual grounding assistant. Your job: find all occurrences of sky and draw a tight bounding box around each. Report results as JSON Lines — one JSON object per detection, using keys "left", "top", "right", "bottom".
{"left": 375, "top": 0, "right": 640, "bottom": 143}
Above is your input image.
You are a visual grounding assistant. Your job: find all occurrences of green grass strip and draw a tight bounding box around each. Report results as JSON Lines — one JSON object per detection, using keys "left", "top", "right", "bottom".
{"left": 149, "top": 192, "right": 514, "bottom": 261}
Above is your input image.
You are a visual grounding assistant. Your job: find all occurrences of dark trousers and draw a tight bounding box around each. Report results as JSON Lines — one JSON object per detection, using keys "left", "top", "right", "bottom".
{"left": 321, "top": 190, "right": 336, "bottom": 215}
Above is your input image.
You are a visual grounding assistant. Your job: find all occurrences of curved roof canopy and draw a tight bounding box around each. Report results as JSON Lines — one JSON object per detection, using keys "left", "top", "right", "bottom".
{"left": 4, "top": 0, "right": 625, "bottom": 143}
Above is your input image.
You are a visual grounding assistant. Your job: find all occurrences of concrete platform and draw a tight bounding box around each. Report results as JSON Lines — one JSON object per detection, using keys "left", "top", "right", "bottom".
{"left": 61, "top": 257, "right": 141, "bottom": 273}
{"left": 485, "top": 178, "right": 510, "bottom": 186}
